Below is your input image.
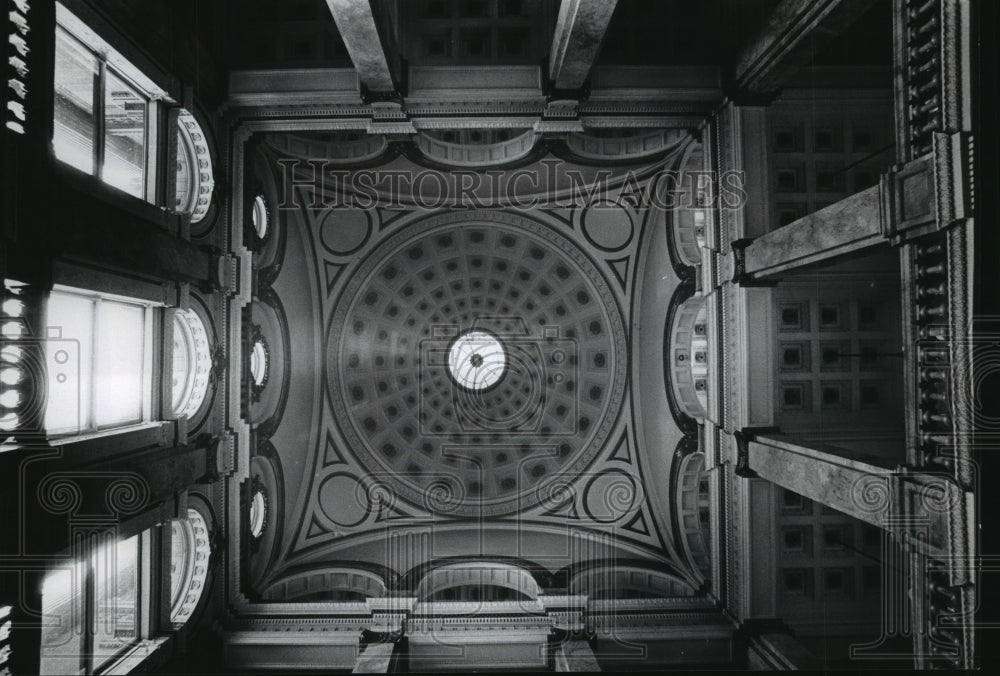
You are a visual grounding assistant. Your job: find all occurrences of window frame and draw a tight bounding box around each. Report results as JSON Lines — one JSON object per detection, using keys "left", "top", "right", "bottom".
{"left": 43, "top": 284, "right": 159, "bottom": 441}
{"left": 39, "top": 508, "right": 211, "bottom": 675}
{"left": 88, "top": 533, "right": 143, "bottom": 673}
{"left": 53, "top": 2, "right": 171, "bottom": 206}
{"left": 40, "top": 529, "right": 159, "bottom": 676}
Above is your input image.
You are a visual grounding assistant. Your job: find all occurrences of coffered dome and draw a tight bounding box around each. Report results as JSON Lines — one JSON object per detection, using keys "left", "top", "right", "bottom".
{"left": 326, "top": 212, "right": 627, "bottom": 516}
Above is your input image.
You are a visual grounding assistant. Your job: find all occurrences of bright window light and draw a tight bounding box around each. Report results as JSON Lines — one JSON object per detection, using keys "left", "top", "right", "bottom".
{"left": 53, "top": 3, "right": 167, "bottom": 202}
{"left": 251, "top": 194, "right": 268, "bottom": 239}
{"left": 44, "top": 288, "right": 151, "bottom": 436}
{"left": 94, "top": 301, "right": 144, "bottom": 426}
{"left": 39, "top": 560, "right": 86, "bottom": 675}
{"left": 53, "top": 26, "right": 97, "bottom": 175}
{"left": 39, "top": 533, "right": 145, "bottom": 675}
{"left": 102, "top": 70, "right": 146, "bottom": 199}
{"left": 91, "top": 535, "right": 139, "bottom": 671}
{"left": 44, "top": 291, "right": 92, "bottom": 435}
{"left": 249, "top": 489, "right": 266, "bottom": 538}
{"left": 249, "top": 339, "right": 268, "bottom": 387}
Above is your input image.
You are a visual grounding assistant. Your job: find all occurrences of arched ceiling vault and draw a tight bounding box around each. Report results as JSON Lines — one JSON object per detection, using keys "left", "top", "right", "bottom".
{"left": 242, "top": 130, "right": 714, "bottom": 600}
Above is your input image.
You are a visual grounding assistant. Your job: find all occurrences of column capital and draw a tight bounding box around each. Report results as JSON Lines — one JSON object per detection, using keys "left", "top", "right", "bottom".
{"left": 879, "top": 132, "right": 975, "bottom": 246}
{"left": 733, "top": 427, "right": 780, "bottom": 478}
{"left": 730, "top": 238, "right": 776, "bottom": 287}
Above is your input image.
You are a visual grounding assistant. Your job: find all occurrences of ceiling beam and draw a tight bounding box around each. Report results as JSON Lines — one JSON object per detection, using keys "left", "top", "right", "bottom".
{"left": 548, "top": 0, "right": 619, "bottom": 91}
{"left": 324, "top": 0, "right": 396, "bottom": 95}
{"left": 734, "top": 0, "right": 877, "bottom": 95}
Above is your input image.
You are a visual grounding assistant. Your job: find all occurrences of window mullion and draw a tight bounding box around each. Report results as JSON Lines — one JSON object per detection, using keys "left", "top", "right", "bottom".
{"left": 83, "top": 538, "right": 96, "bottom": 676}
{"left": 139, "top": 529, "right": 154, "bottom": 640}
{"left": 88, "top": 298, "right": 99, "bottom": 432}
{"left": 144, "top": 307, "right": 153, "bottom": 423}
{"left": 146, "top": 100, "right": 160, "bottom": 206}
{"left": 94, "top": 60, "right": 107, "bottom": 182}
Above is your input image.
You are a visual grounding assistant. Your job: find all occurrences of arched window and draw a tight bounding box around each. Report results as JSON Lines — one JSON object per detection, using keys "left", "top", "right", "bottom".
{"left": 169, "top": 508, "right": 211, "bottom": 626}
{"left": 170, "top": 309, "right": 212, "bottom": 418}
{"left": 248, "top": 488, "right": 266, "bottom": 539}
{"left": 249, "top": 332, "right": 269, "bottom": 391}
{"left": 174, "top": 110, "right": 215, "bottom": 223}
{"left": 251, "top": 194, "right": 269, "bottom": 240}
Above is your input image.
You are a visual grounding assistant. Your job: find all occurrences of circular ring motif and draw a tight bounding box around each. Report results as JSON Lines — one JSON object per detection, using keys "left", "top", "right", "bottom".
{"left": 326, "top": 211, "right": 627, "bottom": 516}
{"left": 581, "top": 200, "right": 634, "bottom": 252}
{"left": 318, "top": 472, "right": 372, "bottom": 528}
{"left": 584, "top": 470, "right": 640, "bottom": 523}
{"left": 320, "top": 208, "right": 373, "bottom": 257}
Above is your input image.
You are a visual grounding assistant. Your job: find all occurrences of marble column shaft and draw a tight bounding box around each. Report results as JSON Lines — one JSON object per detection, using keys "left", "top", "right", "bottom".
{"left": 549, "top": 0, "right": 619, "bottom": 90}
{"left": 741, "top": 184, "right": 884, "bottom": 281}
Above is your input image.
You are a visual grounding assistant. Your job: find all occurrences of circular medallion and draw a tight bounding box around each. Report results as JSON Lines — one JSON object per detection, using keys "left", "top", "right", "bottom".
{"left": 581, "top": 201, "right": 634, "bottom": 252}
{"left": 326, "top": 211, "right": 627, "bottom": 516}
{"left": 320, "top": 208, "right": 372, "bottom": 256}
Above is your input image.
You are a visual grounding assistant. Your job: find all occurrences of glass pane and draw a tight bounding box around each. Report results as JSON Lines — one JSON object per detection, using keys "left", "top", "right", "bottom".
{"left": 174, "top": 126, "right": 193, "bottom": 212}
{"left": 53, "top": 26, "right": 97, "bottom": 175}
{"left": 39, "top": 560, "right": 87, "bottom": 675}
{"left": 44, "top": 292, "right": 94, "bottom": 435}
{"left": 171, "top": 313, "right": 192, "bottom": 414}
{"left": 103, "top": 70, "right": 146, "bottom": 198}
{"left": 169, "top": 520, "right": 191, "bottom": 611}
{"left": 94, "top": 301, "right": 145, "bottom": 427}
{"left": 92, "top": 535, "right": 139, "bottom": 671}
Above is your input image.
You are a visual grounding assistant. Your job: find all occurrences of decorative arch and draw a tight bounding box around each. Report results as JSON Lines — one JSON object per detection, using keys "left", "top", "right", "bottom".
{"left": 264, "top": 131, "right": 390, "bottom": 166}
{"left": 569, "top": 564, "right": 698, "bottom": 599}
{"left": 663, "top": 280, "right": 699, "bottom": 431}
{"left": 247, "top": 145, "right": 288, "bottom": 275}
{"left": 169, "top": 306, "right": 212, "bottom": 421}
{"left": 413, "top": 129, "right": 538, "bottom": 168}
{"left": 169, "top": 506, "right": 212, "bottom": 626}
{"left": 248, "top": 446, "right": 283, "bottom": 587}
{"left": 670, "top": 139, "right": 709, "bottom": 268}
{"left": 246, "top": 287, "right": 289, "bottom": 433}
{"left": 672, "top": 449, "right": 712, "bottom": 582}
{"left": 666, "top": 292, "right": 710, "bottom": 421}
{"left": 175, "top": 109, "right": 216, "bottom": 225}
{"left": 414, "top": 562, "right": 541, "bottom": 602}
{"left": 260, "top": 566, "right": 388, "bottom": 602}
{"left": 564, "top": 128, "right": 688, "bottom": 163}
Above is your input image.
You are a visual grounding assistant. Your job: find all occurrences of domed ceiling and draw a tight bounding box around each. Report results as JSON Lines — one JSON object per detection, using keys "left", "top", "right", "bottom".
{"left": 328, "top": 212, "right": 627, "bottom": 516}
{"left": 245, "top": 135, "right": 707, "bottom": 595}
